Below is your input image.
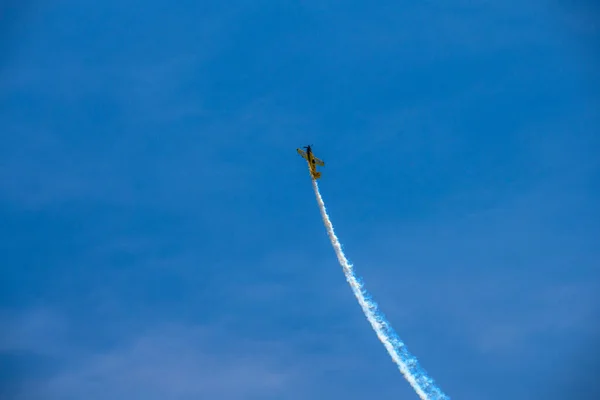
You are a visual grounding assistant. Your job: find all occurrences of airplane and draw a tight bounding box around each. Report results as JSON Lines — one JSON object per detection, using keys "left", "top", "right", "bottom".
{"left": 297, "top": 145, "right": 325, "bottom": 179}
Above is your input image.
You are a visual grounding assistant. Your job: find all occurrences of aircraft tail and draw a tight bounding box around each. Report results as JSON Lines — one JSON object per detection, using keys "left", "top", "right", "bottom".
{"left": 313, "top": 171, "right": 321, "bottom": 179}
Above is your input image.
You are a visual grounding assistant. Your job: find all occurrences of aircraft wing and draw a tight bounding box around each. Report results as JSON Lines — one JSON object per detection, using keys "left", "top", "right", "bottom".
{"left": 313, "top": 156, "right": 325, "bottom": 166}
{"left": 297, "top": 148, "right": 308, "bottom": 159}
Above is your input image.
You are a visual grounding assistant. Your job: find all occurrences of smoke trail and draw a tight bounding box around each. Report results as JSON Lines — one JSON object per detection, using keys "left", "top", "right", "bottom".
{"left": 312, "top": 180, "right": 449, "bottom": 400}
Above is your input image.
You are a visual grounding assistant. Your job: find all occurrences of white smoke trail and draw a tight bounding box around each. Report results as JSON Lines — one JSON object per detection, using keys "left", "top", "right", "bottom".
{"left": 312, "top": 180, "right": 449, "bottom": 400}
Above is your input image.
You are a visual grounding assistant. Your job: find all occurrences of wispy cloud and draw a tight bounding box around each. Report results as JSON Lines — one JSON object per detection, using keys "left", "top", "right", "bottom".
{"left": 4, "top": 316, "right": 292, "bottom": 400}
{"left": 0, "top": 308, "right": 69, "bottom": 356}
{"left": 2, "top": 306, "right": 410, "bottom": 400}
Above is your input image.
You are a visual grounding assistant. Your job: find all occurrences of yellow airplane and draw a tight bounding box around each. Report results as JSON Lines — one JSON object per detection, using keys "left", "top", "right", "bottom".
{"left": 297, "top": 145, "right": 325, "bottom": 179}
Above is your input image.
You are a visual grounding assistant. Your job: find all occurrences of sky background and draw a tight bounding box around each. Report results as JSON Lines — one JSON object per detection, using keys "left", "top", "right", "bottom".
{"left": 1, "top": 1, "right": 599, "bottom": 399}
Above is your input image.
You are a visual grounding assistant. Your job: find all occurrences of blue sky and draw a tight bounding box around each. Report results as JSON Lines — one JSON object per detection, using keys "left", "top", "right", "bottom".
{"left": 1, "top": 1, "right": 599, "bottom": 399}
